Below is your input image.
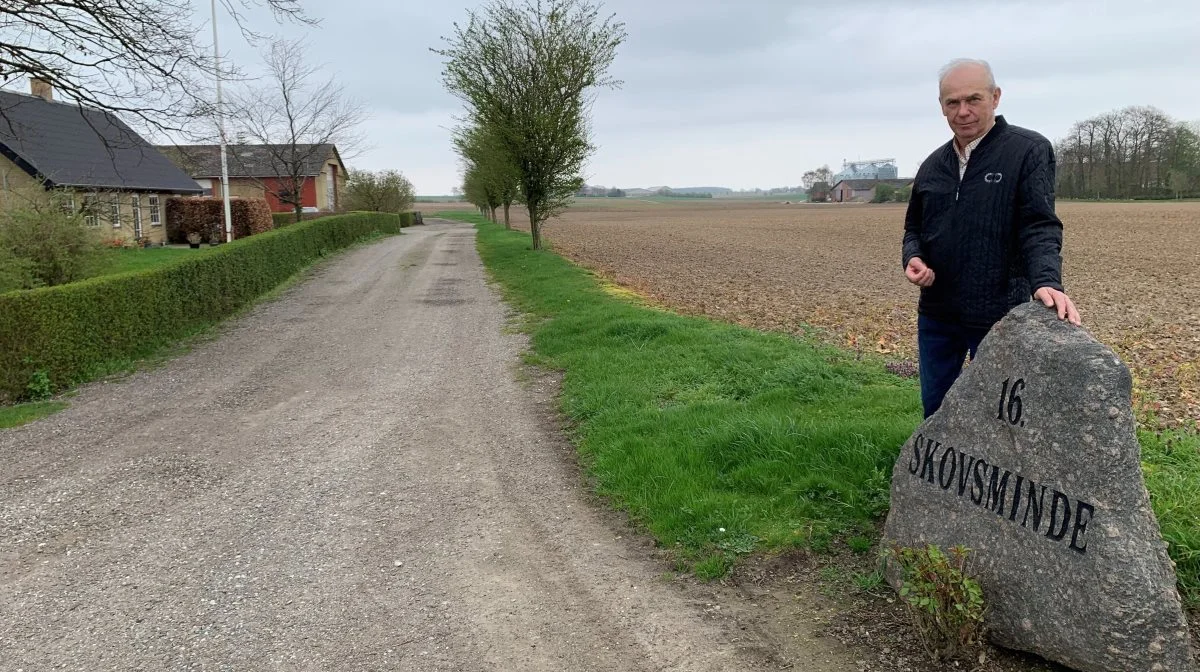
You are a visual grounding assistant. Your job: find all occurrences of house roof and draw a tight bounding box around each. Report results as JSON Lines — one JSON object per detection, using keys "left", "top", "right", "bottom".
{"left": 831, "top": 178, "right": 914, "bottom": 190}
{"left": 157, "top": 144, "right": 338, "bottom": 179}
{"left": 0, "top": 89, "right": 203, "bottom": 193}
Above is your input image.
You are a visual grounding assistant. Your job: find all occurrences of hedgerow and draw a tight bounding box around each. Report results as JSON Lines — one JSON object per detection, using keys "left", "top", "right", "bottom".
{"left": 0, "top": 212, "right": 400, "bottom": 401}
{"left": 165, "top": 197, "right": 273, "bottom": 243}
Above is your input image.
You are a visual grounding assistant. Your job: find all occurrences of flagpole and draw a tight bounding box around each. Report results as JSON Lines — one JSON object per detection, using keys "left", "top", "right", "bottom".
{"left": 211, "top": 0, "right": 233, "bottom": 243}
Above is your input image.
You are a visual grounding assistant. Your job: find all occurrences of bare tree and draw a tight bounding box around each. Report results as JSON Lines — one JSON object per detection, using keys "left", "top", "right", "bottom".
{"left": 801, "top": 165, "right": 833, "bottom": 202}
{"left": 1056, "top": 106, "right": 1200, "bottom": 199}
{"left": 435, "top": 0, "right": 626, "bottom": 250}
{"left": 227, "top": 38, "right": 366, "bottom": 222}
{"left": 801, "top": 165, "right": 832, "bottom": 190}
{"left": 1, "top": 0, "right": 312, "bottom": 131}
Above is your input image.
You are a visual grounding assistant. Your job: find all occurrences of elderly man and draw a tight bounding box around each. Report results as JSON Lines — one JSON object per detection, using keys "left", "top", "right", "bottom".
{"left": 902, "top": 58, "right": 1081, "bottom": 418}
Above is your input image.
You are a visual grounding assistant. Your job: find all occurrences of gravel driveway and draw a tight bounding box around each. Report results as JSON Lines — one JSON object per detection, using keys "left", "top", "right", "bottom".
{"left": 0, "top": 219, "right": 859, "bottom": 671}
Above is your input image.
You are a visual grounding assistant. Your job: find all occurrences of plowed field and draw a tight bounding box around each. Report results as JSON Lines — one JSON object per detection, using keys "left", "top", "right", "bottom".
{"left": 478, "top": 199, "right": 1200, "bottom": 429}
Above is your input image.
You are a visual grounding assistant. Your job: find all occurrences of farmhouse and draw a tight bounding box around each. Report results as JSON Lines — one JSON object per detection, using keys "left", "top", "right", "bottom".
{"left": 0, "top": 80, "right": 204, "bottom": 244}
{"left": 829, "top": 178, "right": 914, "bottom": 203}
{"left": 158, "top": 143, "right": 346, "bottom": 214}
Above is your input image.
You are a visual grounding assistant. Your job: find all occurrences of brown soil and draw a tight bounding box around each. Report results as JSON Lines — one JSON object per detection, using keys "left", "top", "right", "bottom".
{"left": 493, "top": 199, "right": 1200, "bottom": 429}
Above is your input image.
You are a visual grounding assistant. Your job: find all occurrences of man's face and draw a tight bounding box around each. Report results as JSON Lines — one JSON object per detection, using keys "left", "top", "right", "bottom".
{"left": 939, "top": 64, "right": 1001, "bottom": 146}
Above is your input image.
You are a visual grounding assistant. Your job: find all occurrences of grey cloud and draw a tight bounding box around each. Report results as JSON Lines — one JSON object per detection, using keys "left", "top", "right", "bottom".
{"left": 212, "top": 0, "right": 1200, "bottom": 193}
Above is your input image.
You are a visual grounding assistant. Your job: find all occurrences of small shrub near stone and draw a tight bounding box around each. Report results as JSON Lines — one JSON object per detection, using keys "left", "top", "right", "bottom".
{"left": 886, "top": 543, "right": 986, "bottom": 665}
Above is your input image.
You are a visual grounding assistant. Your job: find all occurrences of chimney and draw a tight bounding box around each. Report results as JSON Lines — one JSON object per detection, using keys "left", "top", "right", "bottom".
{"left": 30, "top": 78, "right": 53, "bottom": 102}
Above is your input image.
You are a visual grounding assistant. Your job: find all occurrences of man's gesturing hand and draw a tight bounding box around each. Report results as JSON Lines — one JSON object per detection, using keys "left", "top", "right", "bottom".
{"left": 1034, "top": 287, "right": 1082, "bottom": 326}
{"left": 905, "top": 257, "right": 935, "bottom": 288}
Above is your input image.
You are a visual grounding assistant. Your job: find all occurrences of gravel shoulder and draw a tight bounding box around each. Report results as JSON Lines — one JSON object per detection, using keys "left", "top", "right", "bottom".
{"left": 0, "top": 220, "right": 861, "bottom": 671}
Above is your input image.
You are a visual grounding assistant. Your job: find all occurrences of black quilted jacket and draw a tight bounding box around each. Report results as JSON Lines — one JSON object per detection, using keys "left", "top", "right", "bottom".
{"left": 902, "top": 116, "right": 1065, "bottom": 329}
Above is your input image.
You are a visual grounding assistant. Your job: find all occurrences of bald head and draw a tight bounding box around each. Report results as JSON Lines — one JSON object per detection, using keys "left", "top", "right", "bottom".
{"left": 938, "top": 58, "right": 1002, "bottom": 146}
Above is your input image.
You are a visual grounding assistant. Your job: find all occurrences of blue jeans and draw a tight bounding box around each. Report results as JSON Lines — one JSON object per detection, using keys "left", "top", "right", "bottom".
{"left": 918, "top": 314, "right": 992, "bottom": 418}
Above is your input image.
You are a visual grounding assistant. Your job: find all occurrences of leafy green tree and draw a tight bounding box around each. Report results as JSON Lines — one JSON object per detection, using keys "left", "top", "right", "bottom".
{"left": 0, "top": 195, "right": 104, "bottom": 289}
{"left": 462, "top": 164, "right": 500, "bottom": 220}
{"left": 872, "top": 183, "right": 896, "bottom": 203}
{"left": 435, "top": 0, "right": 626, "bottom": 249}
{"left": 454, "top": 123, "right": 520, "bottom": 228}
{"left": 343, "top": 169, "right": 415, "bottom": 213}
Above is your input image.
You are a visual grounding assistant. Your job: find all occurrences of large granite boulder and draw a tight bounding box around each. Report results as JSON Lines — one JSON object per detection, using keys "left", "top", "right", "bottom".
{"left": 883, "top": 302, "right": 1194, "bottom": 672}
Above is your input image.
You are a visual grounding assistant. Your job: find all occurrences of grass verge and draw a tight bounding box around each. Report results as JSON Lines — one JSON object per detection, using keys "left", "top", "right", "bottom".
{"left": 0, "top": 401, "right": 69, "bottom": 429}
{"left": 442, "top": 210, "right": 1200, "bottom": 606}
{"left": 1141, "top": 429, "right": 1200, "bottom": 606}
{"left": 440, "top": 211, "right": 920, "bottom": 575}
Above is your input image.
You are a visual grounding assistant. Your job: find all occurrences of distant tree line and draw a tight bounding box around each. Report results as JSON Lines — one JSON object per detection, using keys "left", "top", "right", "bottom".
{"left": 1055, "top": 106, "right": 1200, "bottom": 200}
{"left": 576, "top": 186, "right": 626, "bottom": 197}
{"left": 654, "top": 188, "right": 712, "bottom": 198}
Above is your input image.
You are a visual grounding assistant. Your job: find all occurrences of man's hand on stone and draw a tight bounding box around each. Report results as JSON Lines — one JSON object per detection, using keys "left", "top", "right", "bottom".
{"left": 1034, "top": 287, "right": 1081, "bottom": 326}
{"left": 905, "top": 257, "right": 935, "bottom": 288}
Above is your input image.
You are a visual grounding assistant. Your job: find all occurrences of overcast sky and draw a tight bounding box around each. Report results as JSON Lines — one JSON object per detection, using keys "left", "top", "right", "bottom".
{"left": 217, "top": 0, "right": 1200, "bottom": 194}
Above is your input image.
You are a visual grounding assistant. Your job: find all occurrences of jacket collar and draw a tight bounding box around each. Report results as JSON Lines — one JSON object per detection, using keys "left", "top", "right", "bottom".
{"left": 975, "top": 115, "right": 1007, "bottom": 152}
{"left": 943, "top": 115, "right": 1008, "bottom": 163}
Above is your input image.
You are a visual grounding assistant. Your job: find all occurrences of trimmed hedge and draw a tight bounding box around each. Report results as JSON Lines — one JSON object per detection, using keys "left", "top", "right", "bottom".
{"left": 271, "top": 211, "right": 331, "bottom": 228}
{"left": 166, "top": 197, "right": 273, "bottom": 243}
{"left": 0, "top": 212, "right": 401, "bottom": 402}
{"left": 400, "top": 211, "right": 426, "bottom": 227}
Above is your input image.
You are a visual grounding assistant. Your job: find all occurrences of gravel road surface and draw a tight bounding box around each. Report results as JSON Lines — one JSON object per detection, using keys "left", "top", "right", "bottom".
{"left": 0, "top": 220, "right": 859, "bottom": 671}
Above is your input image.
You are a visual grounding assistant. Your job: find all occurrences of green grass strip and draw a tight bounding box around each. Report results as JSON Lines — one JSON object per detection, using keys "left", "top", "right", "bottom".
{"left": 1141, "top": 429, "right": 1200, "bottom": 606}
{"left": 0, "top": 401, "right": 69, "bottom": 429}
{"left": 440, "top": 211, "right": 920, "bottom": 576}
{"left": 443, "top": 210, "right": 1200, "bottom": 604}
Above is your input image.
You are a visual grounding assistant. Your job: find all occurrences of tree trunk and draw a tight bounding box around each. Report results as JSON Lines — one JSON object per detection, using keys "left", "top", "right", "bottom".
{"left": 529, "top": 203, "right": 541, "bottom": 250}
{"left": 503, "top": 202, "right": 511, "bottom": 230}
{"left": 490, "top": 206, "right": 498, "bottom": 222}
{"left": 294, "top": 203, "right": 303, "bottom": 224}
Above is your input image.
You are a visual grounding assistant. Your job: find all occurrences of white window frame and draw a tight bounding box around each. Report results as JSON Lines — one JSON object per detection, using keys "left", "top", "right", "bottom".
{"left": 131, "top": 194, "right": 142, "bottom": 229}
{"left": 82, "top": 195, "right": 99, "bottom": 227}
{"left": 149, "top": 195, "right": 161, "bottom": 226}
{"left": 109, "top": 196, "right": 121, "bottom": 228}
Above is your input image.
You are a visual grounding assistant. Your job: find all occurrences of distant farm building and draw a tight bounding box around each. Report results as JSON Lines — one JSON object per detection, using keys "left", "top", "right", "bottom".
{"left": 833, "top": 158, "right": 899, "bottom": 182}
{"left": 829, "top": 178, "right": 913, "bottom": 203}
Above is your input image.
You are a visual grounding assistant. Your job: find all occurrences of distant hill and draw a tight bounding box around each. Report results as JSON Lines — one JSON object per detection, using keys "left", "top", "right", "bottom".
{"left": 623, "top": 186, "right": 734, "bottom": 197}
{"left": 668, "top": 186, "right": 733, "bottom": 195}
